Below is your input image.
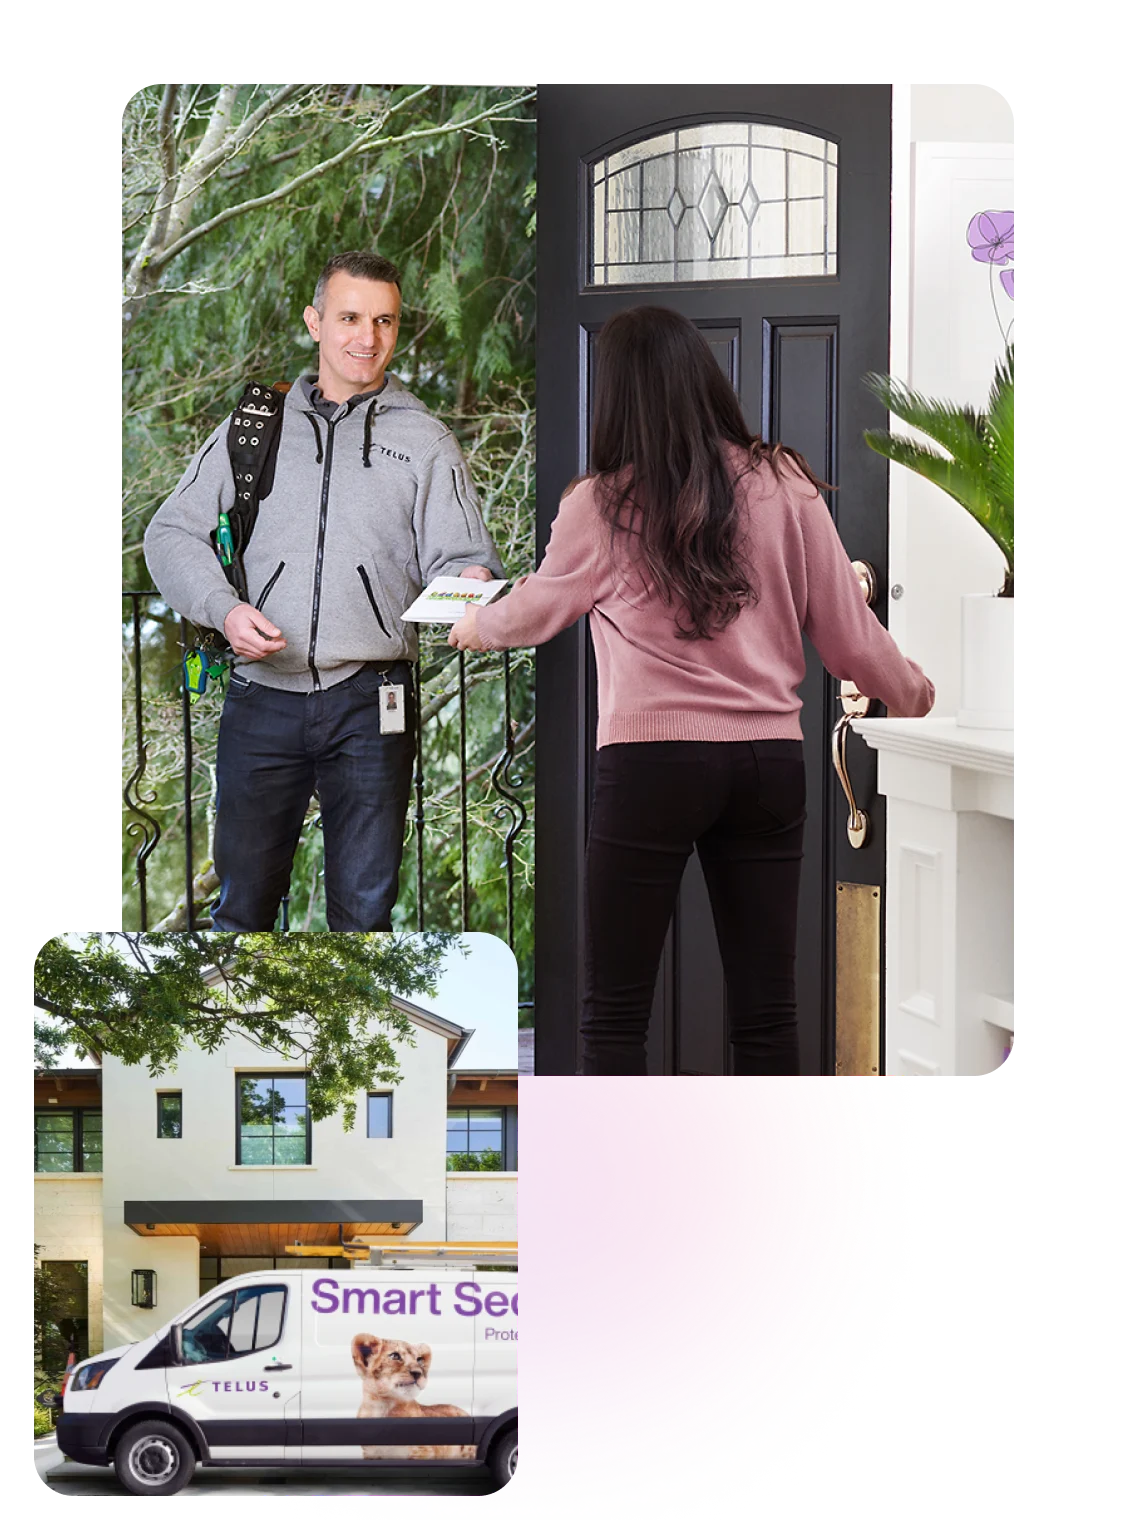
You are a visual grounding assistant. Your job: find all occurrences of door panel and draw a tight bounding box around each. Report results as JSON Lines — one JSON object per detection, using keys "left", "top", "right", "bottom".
{"left": 167, "top": 1279, "right": 300, "bottom": 1461}
{"left": 536, "top": 84, "right": 892, "bottom": 1075}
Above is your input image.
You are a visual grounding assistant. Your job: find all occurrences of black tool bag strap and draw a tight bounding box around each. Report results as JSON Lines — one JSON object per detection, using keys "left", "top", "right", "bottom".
{"left": 216, "top": 381, "right": 288, "bottom": 601}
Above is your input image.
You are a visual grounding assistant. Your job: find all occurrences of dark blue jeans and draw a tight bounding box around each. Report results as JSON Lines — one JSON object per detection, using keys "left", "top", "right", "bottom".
{"left": 582, "top": 739, "right": 807, "bottom": 1076}
{"left": 212, "top": 664, "right": 415, "bottom": 932}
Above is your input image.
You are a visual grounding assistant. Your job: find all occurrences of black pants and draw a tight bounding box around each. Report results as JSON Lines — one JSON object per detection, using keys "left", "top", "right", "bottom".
{"left": 582, "top": 739, "right": 806, "bottom": 1076}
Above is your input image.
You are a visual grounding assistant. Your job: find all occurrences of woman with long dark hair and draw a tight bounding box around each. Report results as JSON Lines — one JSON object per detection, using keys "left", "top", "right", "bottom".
{"left": 450, "top": 306, "right": 934, "bottom": 1076}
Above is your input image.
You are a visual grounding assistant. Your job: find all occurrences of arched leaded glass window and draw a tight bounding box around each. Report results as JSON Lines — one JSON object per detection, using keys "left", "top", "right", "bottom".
{"left": 589, "top": 121, "right": 838, "bottom": 285}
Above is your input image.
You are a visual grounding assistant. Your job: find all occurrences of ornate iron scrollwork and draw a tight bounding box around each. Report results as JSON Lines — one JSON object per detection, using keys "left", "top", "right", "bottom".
{"left": 123, "top": 594, "right": 163, "bottom": 928}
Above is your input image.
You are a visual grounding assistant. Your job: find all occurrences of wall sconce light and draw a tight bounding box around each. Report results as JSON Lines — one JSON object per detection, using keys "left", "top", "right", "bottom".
{"left": 131, "top": 1268, "right": 157, "bottom": 1309}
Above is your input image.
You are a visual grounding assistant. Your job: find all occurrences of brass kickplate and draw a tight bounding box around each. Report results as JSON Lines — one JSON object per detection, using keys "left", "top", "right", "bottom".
{"left": 835, "top": 881, "right": 881, "bottom": 1076}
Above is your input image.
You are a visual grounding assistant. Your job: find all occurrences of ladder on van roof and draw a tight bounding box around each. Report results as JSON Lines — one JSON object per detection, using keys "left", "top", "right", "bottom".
{"left": 363, "top": 1241, "right": 517, "bottom": 1268}
{"left": 281, "top": 1239, "right": 517, "bottom": 1267}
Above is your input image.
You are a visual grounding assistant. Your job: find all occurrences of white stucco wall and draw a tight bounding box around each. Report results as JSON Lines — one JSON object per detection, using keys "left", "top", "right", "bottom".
{"left": 99, "top": 1021, "right": 451, "bottom": 1346}
{"left": 445, "top": 1173, "right": 518, "bottom": 1241}
{"left": 889, "top": 86, "right": 1014, "bottom": 716}
{"left": 34, "top": 1175, "right": 105, "bottom": 1354}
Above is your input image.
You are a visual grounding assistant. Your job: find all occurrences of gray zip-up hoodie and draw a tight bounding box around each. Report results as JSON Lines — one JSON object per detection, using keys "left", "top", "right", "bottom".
{"left": 143, "top": 373, "right": 505, "bottom": 692}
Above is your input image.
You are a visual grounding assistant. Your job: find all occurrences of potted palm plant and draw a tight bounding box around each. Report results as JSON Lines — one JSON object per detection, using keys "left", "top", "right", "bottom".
{"left": 863, "top": 347, "right": 1013, "bottom": 729}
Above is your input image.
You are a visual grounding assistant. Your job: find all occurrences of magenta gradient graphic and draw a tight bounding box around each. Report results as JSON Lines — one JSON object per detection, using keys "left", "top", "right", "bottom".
{"left": 340, "top": 1076, "right": 912, "bottom": 1513}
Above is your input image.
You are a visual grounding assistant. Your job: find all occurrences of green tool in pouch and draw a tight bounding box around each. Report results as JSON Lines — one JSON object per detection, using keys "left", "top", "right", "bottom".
{"left": 183, "top": 380, "right": 289, "bottom": 702}
{"left": 183, "top": 647, "right": 229, "bottom": 706}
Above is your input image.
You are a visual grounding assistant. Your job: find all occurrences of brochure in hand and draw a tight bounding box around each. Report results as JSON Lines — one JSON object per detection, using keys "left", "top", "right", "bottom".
{"left": 401, "top": 576, "right": 509, "bottom": 624}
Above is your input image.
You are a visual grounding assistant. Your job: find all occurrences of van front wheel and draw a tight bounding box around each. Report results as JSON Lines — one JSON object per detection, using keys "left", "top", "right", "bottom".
{"left": 489, "top": 1428, "right": 517, "bottom": 1486}
{"left": 114, "top": 1420, "right": 195, "bottom": 1495}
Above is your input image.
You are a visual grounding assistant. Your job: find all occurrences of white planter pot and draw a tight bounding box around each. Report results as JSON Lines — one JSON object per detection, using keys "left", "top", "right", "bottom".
{"left": 958, "top": 592, "right": 1014, "bottom": 729}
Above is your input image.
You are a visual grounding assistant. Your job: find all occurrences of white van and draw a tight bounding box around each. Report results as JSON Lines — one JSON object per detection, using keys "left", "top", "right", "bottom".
{"left": 54, "top": 1262, "right": 518, "bottom": 1495}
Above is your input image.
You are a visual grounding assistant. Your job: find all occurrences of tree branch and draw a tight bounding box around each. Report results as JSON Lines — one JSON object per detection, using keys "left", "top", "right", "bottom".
{"left": 36, "top": 1008, "right": 109, "bottom": 1054}
{"left": 151, "top": 84, "right": 180, "bottom": 250}
{"left": 419, "top": 666, "right": 502, "bottom": 725}
{"left": 427, "top": 719, "right": 534, "bottom": 805}
{"left": 146, "top": 90, "right": 534, "bottom": 277}
{"left": 192, "top": 84, "right": 307, "bottom": 179}
{"left": 174, "top": 84, "right": 205, "bottom": 147}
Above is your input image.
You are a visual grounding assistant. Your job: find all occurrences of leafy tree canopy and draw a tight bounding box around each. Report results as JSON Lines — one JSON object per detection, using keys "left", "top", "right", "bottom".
{"left": 35, "top": 932, "right": 457, "bottom": 1126}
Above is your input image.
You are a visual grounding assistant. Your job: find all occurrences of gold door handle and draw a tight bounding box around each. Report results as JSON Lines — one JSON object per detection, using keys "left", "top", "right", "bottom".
{"left": 832, "top": 680, "right": 872, "bottom": 848}
{"left": 829, "top": 561, "right": 878, "bottom": 847}
{"left": 851, "top": 560, "right": 878, "bottom": 606}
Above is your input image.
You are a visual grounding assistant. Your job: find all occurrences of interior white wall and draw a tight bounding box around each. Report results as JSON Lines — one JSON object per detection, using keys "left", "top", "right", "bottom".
{"left": 888, "top": 86, "right": 1014, "bottom": 715}
{"left": 910, "top": 86, "right": 1014, "bottom": 144}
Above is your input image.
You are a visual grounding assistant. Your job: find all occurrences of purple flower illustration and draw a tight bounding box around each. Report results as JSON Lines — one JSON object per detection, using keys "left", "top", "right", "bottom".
{"left": 967, "top": 210, "right": 1014, "bottom": 266}
{"left": 967, "top": 209, "right": 1015, "bottom": 340}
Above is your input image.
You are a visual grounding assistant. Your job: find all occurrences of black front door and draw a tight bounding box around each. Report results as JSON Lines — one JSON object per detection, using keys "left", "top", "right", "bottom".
{"left": 535, "top": 85, "right": 892, "bottom": 1074}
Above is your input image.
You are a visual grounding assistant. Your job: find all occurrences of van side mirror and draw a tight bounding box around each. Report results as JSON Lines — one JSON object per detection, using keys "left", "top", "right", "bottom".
{"left": 172, "top": 1324, "right": 183, "bottom": 1365}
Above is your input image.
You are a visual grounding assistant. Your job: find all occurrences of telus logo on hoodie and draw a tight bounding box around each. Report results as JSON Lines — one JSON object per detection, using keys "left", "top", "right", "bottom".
{"left": 366, "top": 444, "right": 412, "bottom": 464}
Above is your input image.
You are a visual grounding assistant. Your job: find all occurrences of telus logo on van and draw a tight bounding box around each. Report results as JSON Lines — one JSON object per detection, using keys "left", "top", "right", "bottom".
{"left": 177, "top": 1378, "right": 270, "bottom": 1397}
{"left": 310, "top": 1277, "right": 518, "bottom": 1318}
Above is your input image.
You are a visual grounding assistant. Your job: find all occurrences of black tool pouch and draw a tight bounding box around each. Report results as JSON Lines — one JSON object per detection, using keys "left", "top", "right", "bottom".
{"left": 213, "top": 381, "right": 287, "bottom": 601}
{"left": 193, "top": 381, "right": 288, "bottom": 661}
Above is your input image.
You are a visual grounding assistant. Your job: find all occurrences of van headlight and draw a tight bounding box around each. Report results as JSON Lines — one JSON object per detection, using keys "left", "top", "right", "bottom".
{"left": 70, "top": 1358, "right": 119, "bottom": 1392}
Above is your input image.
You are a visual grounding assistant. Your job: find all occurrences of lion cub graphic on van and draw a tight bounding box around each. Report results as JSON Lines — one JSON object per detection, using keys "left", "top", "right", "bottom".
{"left": 351, "top": 1334, "right": 477, "bottom": 1458}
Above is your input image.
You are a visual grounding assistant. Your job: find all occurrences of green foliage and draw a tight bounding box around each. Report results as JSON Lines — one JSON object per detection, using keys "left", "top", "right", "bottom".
{"left": 35, "top": 932, "right": 455, "bottom": 1127}
{"left": 447, "top": 1151, "right": 504, "bottom": 1172}
{"left": 122, "top": 85, "right": 536, "bottom": 990}
{"left": 863, "top": 347, "right": 1014, "bottom": 595}
{"left": 34, "top": 1249, "right": 86, "bottom": 1392}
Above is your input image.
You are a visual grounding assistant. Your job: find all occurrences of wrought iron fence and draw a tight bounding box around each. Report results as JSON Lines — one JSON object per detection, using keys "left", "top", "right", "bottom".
{"left": 123, "top": 592, "right": 533, "bottom": 971}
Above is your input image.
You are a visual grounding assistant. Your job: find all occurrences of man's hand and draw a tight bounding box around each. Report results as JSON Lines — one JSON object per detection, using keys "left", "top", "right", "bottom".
{"left": 448, "top": 605, "right": 485, "bottom": 651}
{"left": 224, "top": 603, "right": 287, "bottom": 659}
{"left": 459, "top": 565, "right": 494, "bottom": 582}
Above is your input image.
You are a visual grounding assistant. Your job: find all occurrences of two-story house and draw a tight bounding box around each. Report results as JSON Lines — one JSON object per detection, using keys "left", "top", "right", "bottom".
{"left": 34, "top": 994, "right": 518, "bottom": 1362}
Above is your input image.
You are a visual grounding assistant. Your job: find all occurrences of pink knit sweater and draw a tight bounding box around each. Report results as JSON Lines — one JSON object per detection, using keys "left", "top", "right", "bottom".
{"left": 476, "top": 452, "right": 934, "bottom": 746}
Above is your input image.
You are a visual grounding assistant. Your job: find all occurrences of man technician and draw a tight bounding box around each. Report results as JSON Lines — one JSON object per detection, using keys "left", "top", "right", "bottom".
{"left": 144, "top": 251, "right": 504, "bottom": 931}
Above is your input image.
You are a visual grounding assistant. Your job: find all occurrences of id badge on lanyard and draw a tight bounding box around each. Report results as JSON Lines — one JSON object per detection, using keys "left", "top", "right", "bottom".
{"left": 379, "top": 677, "right": 406, "bottom": 734}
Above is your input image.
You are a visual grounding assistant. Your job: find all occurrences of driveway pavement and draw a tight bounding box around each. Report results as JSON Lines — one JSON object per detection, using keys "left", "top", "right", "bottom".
{"left": 34, "top": 1436, "right": 63, "bottom": 1482}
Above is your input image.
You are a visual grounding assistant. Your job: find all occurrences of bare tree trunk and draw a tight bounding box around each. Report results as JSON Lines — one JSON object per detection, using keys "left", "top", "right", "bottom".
{"left": 154, "top": 865, "right": 220, "bottom": 930}
{"left": 123, "top": 87, "right": 238, "bottom": 331}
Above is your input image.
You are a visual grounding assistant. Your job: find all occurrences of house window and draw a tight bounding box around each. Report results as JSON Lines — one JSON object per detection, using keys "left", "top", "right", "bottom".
{"left": 157, "top": 1092, "right": 182, "bottom": 1139}
{"left": 447, "top": 1107, "right": 504, "bottom": 1171}
{"left": 34, "top": 1109, "right": 102, "bottom": 1173}
{"left": 367, "top": 1093, "right": 393, "bottom": 1139}
{"left": 237, "top": 1074, "right": 310, "bottom": 1165}
{"left": 199, "top": 1257, "right": 220, "bottom": 1298}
